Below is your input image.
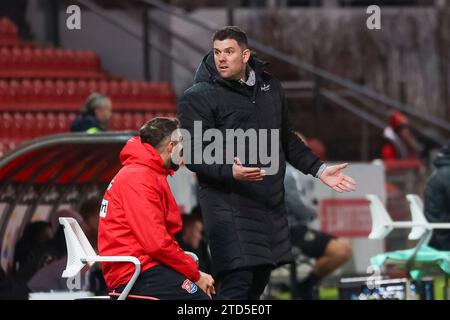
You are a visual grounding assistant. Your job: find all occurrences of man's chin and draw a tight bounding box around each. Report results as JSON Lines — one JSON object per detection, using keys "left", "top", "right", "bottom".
{"left": 220, "top": 72, "right": 239, "bottom": 81}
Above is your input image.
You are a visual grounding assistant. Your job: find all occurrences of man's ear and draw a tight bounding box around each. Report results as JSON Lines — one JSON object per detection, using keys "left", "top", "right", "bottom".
{"left": 242, "top": 48, "right": 251, "bottom": 63}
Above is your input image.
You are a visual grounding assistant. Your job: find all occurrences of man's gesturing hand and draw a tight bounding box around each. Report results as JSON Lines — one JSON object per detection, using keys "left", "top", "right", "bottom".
{"left": 195, "top": 271, "right": 216, "bottom": 298}
{"left": 319, "top": 163, "right": 356, "bottom": 193}
{"left": 232, "top": 157, "right": 266, "bottom": 181}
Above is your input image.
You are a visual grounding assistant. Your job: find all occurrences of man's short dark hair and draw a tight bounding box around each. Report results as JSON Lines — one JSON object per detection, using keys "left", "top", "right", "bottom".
{"left": 139, "top": 117, "right": 179, "bottom": 150}
{"left": 212, "top": 26, "right": 248, "bottom": 49}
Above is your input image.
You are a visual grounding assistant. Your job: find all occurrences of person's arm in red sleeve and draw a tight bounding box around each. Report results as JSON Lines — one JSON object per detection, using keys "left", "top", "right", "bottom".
{"left": 120, "top": 176, "right": 200, "bottom": 282}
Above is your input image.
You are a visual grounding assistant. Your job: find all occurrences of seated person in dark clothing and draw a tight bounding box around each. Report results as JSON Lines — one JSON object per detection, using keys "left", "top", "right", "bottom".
{"left": 285, "top": 133, "right": 353, "bottom": 300}
{"left": 13, "top": 221, "right": 54, "bottom": 282}
{"left": 177, "top": 206, "right": 213, "bottom": 275}
{"left": 70, "top": 92, "right": 112, "bottom": 133}
{"left": 28, "top": 198, "right": 107, "bottom": 294}
{"left": 424, "top": 140, "right": 450, "bottom": 251}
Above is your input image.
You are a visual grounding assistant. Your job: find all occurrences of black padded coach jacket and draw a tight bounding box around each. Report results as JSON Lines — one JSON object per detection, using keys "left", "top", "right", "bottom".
{"left": 177, "top": 51, "right": 323, "bottom": 274}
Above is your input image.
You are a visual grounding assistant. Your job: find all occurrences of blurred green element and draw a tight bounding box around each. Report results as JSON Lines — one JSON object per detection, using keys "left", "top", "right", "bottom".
{"left": 319, "top": 287, "right": 339, "bottom": 300}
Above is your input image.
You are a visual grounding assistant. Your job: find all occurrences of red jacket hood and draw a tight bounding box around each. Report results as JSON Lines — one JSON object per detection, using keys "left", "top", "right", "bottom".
{"left": 120, "top": 136, "right": 174, "bottom": 176}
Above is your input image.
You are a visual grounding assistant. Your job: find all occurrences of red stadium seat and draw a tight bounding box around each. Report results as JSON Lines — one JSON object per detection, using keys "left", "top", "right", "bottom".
{"left": 33, "top": 112, "right": 46, "bottom": 136}
{"left": 133, "top": 113, "right": 145, "bottom": 130}
{"left": 122, "top": 113, "right": 134, "bottom": 130}
{"left": 45, "top": 112, "right": 58, "bottom": 134}
{"left": 0, "top": 80, "right": 9, "bottom": 109}
{"left": 0, "top": 47, "right": 11, "bottom": 77}
{"left": 0, "top": 112, "right": 13, "bottom": 140}
{"left": 110, "top": 113, "right": 122, "bottom": 130}
{"left": 0, "top": 17, "right": 19, "bottom": 46}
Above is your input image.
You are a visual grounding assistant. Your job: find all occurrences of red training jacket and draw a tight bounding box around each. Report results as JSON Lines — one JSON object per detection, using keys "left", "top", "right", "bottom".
{"left": 98, "top": 136, "right": 200, "bottom": 290}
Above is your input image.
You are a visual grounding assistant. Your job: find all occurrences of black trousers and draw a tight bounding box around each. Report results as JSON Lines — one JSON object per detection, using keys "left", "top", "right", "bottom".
{"left": 216, "top": 265, "right": 272, "bottom": 300}
{"left": 115, "top": 265, "right": 209, "bottom": 300}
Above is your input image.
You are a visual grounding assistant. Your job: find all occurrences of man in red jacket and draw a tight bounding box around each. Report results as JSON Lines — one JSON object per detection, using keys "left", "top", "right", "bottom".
{"left": 98, "top": 117, "right": 215, "bottom": 299}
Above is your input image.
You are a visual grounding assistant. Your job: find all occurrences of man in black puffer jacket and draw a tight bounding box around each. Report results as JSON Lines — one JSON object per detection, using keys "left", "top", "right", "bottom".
{"left": 424, "top": 141, "right": 450, "bottom": 250}
{"left": 177, "top": 26, "right": 356, "bottom": 300}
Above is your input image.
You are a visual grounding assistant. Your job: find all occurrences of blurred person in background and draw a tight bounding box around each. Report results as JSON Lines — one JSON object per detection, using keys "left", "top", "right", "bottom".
{"left": 77, "top": 197, "right": 101, "bottom": 250}
{"left": 177, "top": 206, "right": 213, "bottom": 275}
{"left": 381, "top": 111, "right": 422, "bottom": 161}
{"left": 285, "top": 164, "right": 352, "bottom": 300}
{"left": 27, "top": 198, "right": 106, "bottom": 294}
{"left": 13, "top": 221, "right": 54, "bottom": 282}
{"left": 70, "top": 93, "right": 112, "bottom": 133}
{"left": 424, "top": 140, "right": 450, "bottom": 251}
{"left": 285, "top": 132, "right": 352, "bottom": 300}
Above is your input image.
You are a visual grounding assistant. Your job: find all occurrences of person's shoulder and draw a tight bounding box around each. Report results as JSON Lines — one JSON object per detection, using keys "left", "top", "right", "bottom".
{"left": 179, "top": 83, "right": 219, "bottom": 112}
{"left": 118, "top": 166, "right": 162, "bottom": 190}
{"left": 118, "top": 164, "right": 155, "bottom": 180}
{"left": 266, "top": 74, "right": 282, "bottom": 89}
{"left": 436, "top": 165, "right": 450, "bottom": 182}
{"left": 427, "top": 167, "right": 450, "bottom": 190}
{"left": 70, "top": 115, "right": 100, "bottom": 132}
{"left": 182, "top": 82, "right": 216, "bottom": 99}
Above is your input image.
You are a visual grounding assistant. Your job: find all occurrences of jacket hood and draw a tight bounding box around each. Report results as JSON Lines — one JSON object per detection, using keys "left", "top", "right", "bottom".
{"left": 194, "top": 50, "right": 268, "bottom": 85}
{"left": 120, "top": 137, "right": 174, "bottom": 176}
{"left": 434, "top": 141, "right": 450, "bottom": 168}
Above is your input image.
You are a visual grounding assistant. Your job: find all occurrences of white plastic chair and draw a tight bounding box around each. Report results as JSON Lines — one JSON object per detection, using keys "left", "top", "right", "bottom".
{"left": 59, "top": 217, "right": 141, "bottom": 300}
{"left": 366, "top": 194, "right": 394, "bottom": 239}
{"left": 406, "top": 194, "right": 429, "bottom": 241}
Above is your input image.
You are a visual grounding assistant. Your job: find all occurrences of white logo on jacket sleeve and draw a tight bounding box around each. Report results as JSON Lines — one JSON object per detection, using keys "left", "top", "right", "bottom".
{"left": 100, "top": 199, "right": 108, "bottom": 218}
{"left": 107, "top": 179, "right": 114, "bottom": 191}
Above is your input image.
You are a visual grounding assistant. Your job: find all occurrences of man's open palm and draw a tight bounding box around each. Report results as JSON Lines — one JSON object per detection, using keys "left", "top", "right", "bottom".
{"left": 319, "top": 163, "right": 356, "bottom": 193}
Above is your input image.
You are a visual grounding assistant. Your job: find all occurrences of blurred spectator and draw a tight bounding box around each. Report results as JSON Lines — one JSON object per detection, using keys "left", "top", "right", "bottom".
{"left": 381, "top": 111, "right": 422, "bottom": 161}
{"left": 285, "top": 133, "right": 352, "bottom": 300}
{"left": 27, "top": 199, "right": 106, "bottom": 294}
{"left": 424, "top": 140, "right": 450, "bottom": 251}
{"left": 176, "top": 206, "right": 213, "bottom": 274}
{"left": 295, "top": 133, "right": 327, "bottom": 161}
{"left": 307, "top": 138, "right": 327, "bottom": 161}
{"left": 77, "top": 197, "right": 101, "bottom": 250}
{"left": 70, "top": 93, "right": 113, "bottom": 133}
{"left": 178, "top": 214, "right": 203, "bottom": 252}
{"left": 50, "top": 208, "right": 83, "bottom": 236}
{"left": 13, "top": 221, "right": 54, "bottom": 282}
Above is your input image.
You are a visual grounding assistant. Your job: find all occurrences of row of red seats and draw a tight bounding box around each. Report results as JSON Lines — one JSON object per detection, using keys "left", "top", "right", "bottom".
{"left": 0, "top": 80, "right": 177, "bottom": 111}
{"left": 0, "top": 47, "right": 103, "bottom": 78}
{"left": 0, "top": 112, "right": 76, "bottom": 139}
{"left": 0, "top": 17, "right": 19, "bottom": 47}
{"left": 109, "top": 111, "right": 177, "bottom": 131}
{"left": 0, "top": 110, "right": 177, "bottom": 140}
